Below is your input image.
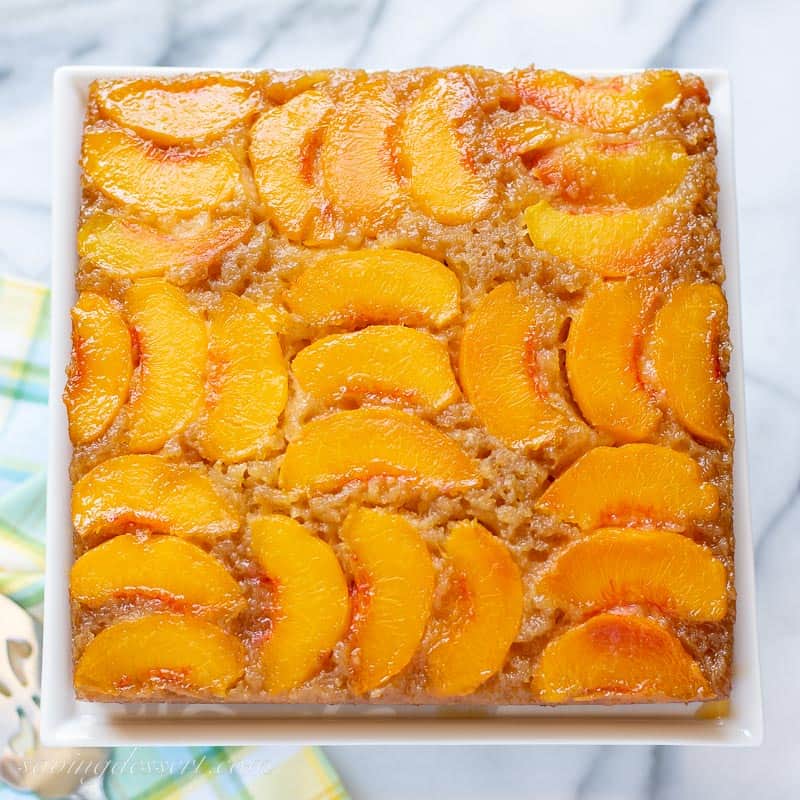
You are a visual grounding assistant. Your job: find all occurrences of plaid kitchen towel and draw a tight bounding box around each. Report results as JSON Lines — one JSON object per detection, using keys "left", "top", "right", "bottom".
{"left": 0, "top": 275, "right": 49, "bottom": 617}
{"left": 0, "top": 274, "right": 349, "bottom": 800}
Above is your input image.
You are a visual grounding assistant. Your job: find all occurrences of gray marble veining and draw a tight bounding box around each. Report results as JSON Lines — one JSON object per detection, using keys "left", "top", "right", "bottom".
{"left": 1, "top": 0, "right": 798, "bottom": 796}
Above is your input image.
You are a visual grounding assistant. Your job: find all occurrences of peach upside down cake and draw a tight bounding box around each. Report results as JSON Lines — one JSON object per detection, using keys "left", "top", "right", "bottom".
{"left": 66, "top": 67, "right": 734, "bottom": 705}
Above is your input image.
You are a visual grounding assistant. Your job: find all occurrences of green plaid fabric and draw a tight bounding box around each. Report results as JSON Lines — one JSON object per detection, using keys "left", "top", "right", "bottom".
{"left": 0, "top": 275, "right": 349, "bottom": 800}
{"left": 0, "top": 276, "right": 49, "bottom": 493}
{"left": 0, "top": 276, "right": 50, "bottom": 615}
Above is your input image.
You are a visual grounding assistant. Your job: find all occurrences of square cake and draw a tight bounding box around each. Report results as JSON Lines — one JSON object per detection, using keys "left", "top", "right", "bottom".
{"left": 66, "top": 67, "right": 734, "bottom": 705}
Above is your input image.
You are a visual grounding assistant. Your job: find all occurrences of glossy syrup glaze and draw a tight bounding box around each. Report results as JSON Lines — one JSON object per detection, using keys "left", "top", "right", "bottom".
{"left": 68, "top": 68, "right": 733, "bottom": 705}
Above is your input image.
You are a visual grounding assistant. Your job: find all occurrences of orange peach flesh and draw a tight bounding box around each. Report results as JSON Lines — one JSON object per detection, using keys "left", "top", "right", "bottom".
{"left": 64, "top": 292, "right": 133, "bottom": 445}
{"left": 342, "top": 508, "right": 435, "bottom": 693}
{"left": 197, "top": 293, "right": 288, "bottom": 463}
{"left": 460, "top": 282, "right": 574, "bottom": 448}
{"left": 71, "top": 454, "right": 239, "bottom": 543}
{"left": 537, "top": 528, "right": 728, "bottom": 621}
{"left": 400, "top": 74, "right": 491, "bottom": 224}
{"left": 524, "top": 199, "right": 671, "bottom": 277}
{"left": 279, "top": 408, "right": 481, "bottom": 494}
{"left": 530, "top": 139, "right": 690, "bottom": 208}
{"left": 125, "top": 280, "right": 207, "bottom": 453}
{"left": 532, "top": 612, "right": 711, "bottom": 702}
{"left": 77, "top": 212, "right": 252, "bottom": 280}
{"left": 82, "top": 128, "right": 242, "bottom": 215}
{"left": 649, "top": 283, "right": 730, "bottom": 446}
{"left": 292, "top": 325, "right": 460, "bottom": 411}
{"left": 250, "top": 514, "right": 350, "bottom": 694}
{"left": 534, "top": 444, "right": 719, "bottom": 531}
{"left": 74, "top": 613, "right": 245, "bottom": 698}
{"left": 249, "top": 90, "right": 336, "bottom": 242}
{"left": 70, "top": 533, "right": 244, "bottom": 619}
{"left": 286, "top": 249, "right": 461, "bottom": 329}
{"left": 566, "top": 278, "right": 661, "bottom": 442}
{"left": 426, "top": 520, "right": 523, "bottom": 696}
{"left": 321, "top": 78, "right": 404, "bottom": 229}
{"left": 516, "top": 70, "right": 686, "bottom": 133}
{"left": 95, "top": 77, "right": 262, "bottom": 145}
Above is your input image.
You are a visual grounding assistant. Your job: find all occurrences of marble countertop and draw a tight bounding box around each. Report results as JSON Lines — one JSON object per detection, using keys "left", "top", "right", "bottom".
{"left": 2, "top": 0, "right": 798, "bottom": 796}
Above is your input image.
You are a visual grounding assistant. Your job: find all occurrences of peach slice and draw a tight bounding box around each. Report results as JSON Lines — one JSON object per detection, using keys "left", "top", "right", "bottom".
{"left": 494, "top": 108, "right": 577, "bottom": 156}
{"left": 524, "top": 198, "right": 670, "bottom": 277}
{"left": 649, "top": 283, "right": 730, "bottom": 446}
{"left": 70, "top": 533, "right": 244, "bottom": 619}
{"left": 321, "top": 78, "right": 403, "bottom": 228}
{"left": 197, "top": 293, "right": 288, "bottom": 463}
{"left": 517, "top": 70, "right": 685, "bottom": 133}
{"left": 341, "top": 507, "right": 435, "bottom": 693}
{"left": 82, "top": 128, "right": 242, "bottom": 215}
{"left": 534, "top": 444, "right": 719, "bottom": 531}
{"left": 459, "top": 282, "right": 573, "bottom": 448}
{"left": 286, "top": 249, "right": 460, "bottom": 329}
{"left": 250, "top": 515, "right": 349, "bottom": 694}
{"left": 77, "top": 211, "right": 252, "bottom": 280}
{"left": 72, "top": 454, "right": 239, "bottom": 543}
{"left": 74, "top": 614, "right": 245, "bottom": 698}
{"left": 125, "top": 280, "right": 206, "bottom": 452}
{"left": 566, "top": 278, "right": 660, "bottom": 442}
{"left": 531, "top": 139, "right": 689, "bottom": 208}
{"left": 95, "top": 76, "right": 262, "bottom": 146}
{"left": 279, "top": 408, "right": 481, "bottom": 494}
{"left": 261, "top": 69, "right": 334, "bottom": 104}
{"left": 64, "top": 292, "right": 133, "bottom": 445}
{"left": 249, "top": 90, "right": 334, "bottom": 242}
{"left": 400, "top": 75, "right": 490, "bottom": 224}
{"left": 292, "top": 325, "right": 460, "bottom": 411}
{"left": 537, "top": 528, "right": 728, "bottom": 621}
{"left": 531, "top": 612, "right": 710, "bottom": 702}
{"left": 427, "top": 520, "right": 523, "bottom": 696}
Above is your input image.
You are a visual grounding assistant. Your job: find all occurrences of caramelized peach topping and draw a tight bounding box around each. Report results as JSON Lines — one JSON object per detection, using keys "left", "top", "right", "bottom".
{"left": 74, "top": 614, "right": 245, "bottom": 698}
{"left": 286, "top": 249, "right": 460, "bottom": 329}
{"left": 427, "top": 520, "right": 523, "bottom": 696}
{"left": 279, "top": 408, "right": 481, "bottom": 494}
{"left": 292, "top": 325, "right": 460, "bottom": 411}
{"left": 82, "top": 128, "right": 243, "bottom": 215}
{"left": 516, "top": 70, "right": 685, "bottom": 133}
{"left": 535, "top": 444, "right": 719, "bottom": 531}
{"left": 532, "top": 612, "right": 710, "bottom": 703}
{"left": 70, "top": 533, "right": 244, "bottom": 620}
{"left": 72, "top": 454, "right": 239, "bottom": 543}
{"left": 566, "top": 278, "right": 660, "bottom": 442}
{"left": 64, "top": 292, "right": 133, "bottom": 446}
{"left": 250, "top": 515, "right": 349, "bottom": 694}
{"left": 342, "top": 508, "right": 435, "bottom": 693}
{"left": 95, "top": 76, "right": 262, "bottom": 146}
{"left": 196, "top": 293, "right": 288, "bottom": 463}
{"left": 649, "top": 283, "right": 730, "bottom": 446}
{"left": 537, "top": 528, "right": 728, "bottom": 621}
{"left": 69, "top": 68, "right": 731, "bottom": 707}
{"left": 460, "top": 282, "right": 576, "bottom": 448}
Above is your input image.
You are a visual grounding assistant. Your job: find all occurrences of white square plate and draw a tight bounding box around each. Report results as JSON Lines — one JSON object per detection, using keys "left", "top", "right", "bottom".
{"left": 42, "top": 66, "right": 762, "bottom": 746}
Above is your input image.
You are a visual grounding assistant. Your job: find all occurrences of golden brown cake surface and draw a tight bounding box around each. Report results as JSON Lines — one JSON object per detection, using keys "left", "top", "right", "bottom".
{"left": 67, "top": 67, "right": 734, "bottom": 705}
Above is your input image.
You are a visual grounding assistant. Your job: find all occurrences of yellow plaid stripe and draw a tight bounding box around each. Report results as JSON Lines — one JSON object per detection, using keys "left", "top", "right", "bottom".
{"left": 0, "top": 275, "right": 49, "bottom": 426}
